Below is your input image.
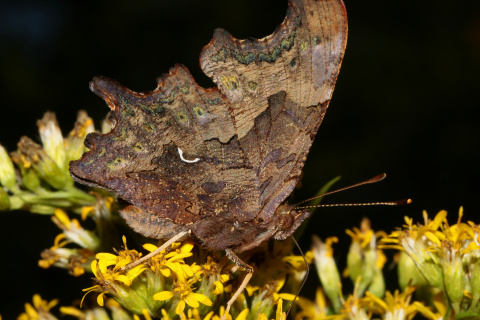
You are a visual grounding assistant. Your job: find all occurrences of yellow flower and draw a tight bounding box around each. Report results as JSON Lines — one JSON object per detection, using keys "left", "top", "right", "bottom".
{"left": 295, "top": 288, "right": 329, "bottom": 320}
{"left": 83, "top": 249, "right": 145, "bottom": 307}
{"left": 153, "top": 278, "right": 213, "bottom": 315}
{"left": 51, "top": 209, "right": 100, "bottom": 250}
{"left": 381, "top": 208, "right": 480, "bottom": 315}
{"left": 38, "top": 233, "right": 93, "bottom": 276}
{"left": 334, "top": 294, "right": 370, "bottom": 320}
{"left": 18, "top": 294, "right": 58, "bottom": 320}
{"left": 364, "top": 286, "right": 419, "bottom": 320}
{"left": 144, "top": 240, "right": 194, "bottom": 279}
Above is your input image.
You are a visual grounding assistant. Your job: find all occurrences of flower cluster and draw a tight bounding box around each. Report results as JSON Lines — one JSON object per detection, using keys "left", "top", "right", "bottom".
{"left": 0, "top": 111, "right": 97, "bottom": 214}
{"left": 81, "top": 236, "right": 303, "bottom": 319}
{"left": 5, "top": 112, "right": 480, "bottom": 320}
{"left": 382, "top": 208, "right": 480, "bottom": 318}
{"left": 295, "top": 218, "right": 446, "bottom": 320}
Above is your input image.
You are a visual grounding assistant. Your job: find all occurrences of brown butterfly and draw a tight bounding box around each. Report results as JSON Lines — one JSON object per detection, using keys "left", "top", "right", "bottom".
{"left": 70, "top": 0, "right": 347, "bottom": 315}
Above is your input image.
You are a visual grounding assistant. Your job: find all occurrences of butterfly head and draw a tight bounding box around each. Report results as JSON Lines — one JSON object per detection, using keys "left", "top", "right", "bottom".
{"left": 273, "top": 203, "right": 310, "bottom": 241}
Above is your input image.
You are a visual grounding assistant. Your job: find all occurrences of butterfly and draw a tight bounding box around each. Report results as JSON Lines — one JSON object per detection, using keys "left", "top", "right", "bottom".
{"left": 69, "top": 0, "right": 347, "bottom": 314}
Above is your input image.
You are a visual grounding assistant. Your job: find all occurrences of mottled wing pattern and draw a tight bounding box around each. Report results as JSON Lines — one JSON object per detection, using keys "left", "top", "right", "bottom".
{"left": 69, "top": 0, "right": 347, "bottom": 237}
{"left": 199, "top": 0, "right": 347, "bottom": 220}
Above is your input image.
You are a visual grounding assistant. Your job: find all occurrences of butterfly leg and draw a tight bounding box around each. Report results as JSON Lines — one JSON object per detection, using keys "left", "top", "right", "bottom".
{"left": 222, "top": 249, "right": 253, "bottom": 320}
{"left": 121, "top": 229, "right": 191, "bottom": 271}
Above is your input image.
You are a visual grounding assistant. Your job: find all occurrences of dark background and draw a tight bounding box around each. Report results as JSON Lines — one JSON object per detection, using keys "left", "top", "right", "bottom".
{"left": 1, "top": 0, "right": 479, "bottom": 318}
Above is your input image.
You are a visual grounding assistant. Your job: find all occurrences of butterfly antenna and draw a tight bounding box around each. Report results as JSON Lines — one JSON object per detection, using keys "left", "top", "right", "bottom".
{"left": 296, "top": 198, "right": 412, "bottom": 210}
{"left": 294, "top": 173, "right": 387, "bottom": 206}
{"left": 286, "top": 236, "right": 309, "bottom": 318}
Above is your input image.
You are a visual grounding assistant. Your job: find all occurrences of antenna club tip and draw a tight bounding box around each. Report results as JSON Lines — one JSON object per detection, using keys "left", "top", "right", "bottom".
{"left": 370, "top": 173, "right": 387, "bottom": 182}
{"left": 407, "top": 199, "right": 413, "bottom": 204}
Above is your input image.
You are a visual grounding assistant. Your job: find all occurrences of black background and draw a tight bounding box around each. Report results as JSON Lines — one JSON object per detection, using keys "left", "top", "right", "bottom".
{"left": 1, "top": 0, "right": 479, "bottom": 318}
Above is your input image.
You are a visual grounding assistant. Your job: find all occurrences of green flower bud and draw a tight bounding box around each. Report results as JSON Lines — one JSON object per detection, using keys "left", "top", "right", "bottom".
{"left": 0, "top": 144, "right": 17, "bottom": 190}
{"left": 16, "top": 136, "right": 66, "bottom": 189}
{"left": 367, "top": 268, "right": 385, "bottom": 298}
{"left": 400, "top": 238, "right": 445, "bottom": 290}
{"left": 312, "top": 235, "right": 342, "bottom": 313}
{"left": 398, "top": 251, "right": 421, "bottom": 290}
{"left": 347, "top": 240, "right": 363, "bottom": 283}
{"left": 10, "top": 151, "right": 41, "bottom": 192}
{"left": 0, "top": 187, "right": 10, "bottom": 210}
{"left": 469, "top": 255, "right": 480, "bottom": 303}
{"left": 444, "top": 256, "right": 465, "bottom": 311}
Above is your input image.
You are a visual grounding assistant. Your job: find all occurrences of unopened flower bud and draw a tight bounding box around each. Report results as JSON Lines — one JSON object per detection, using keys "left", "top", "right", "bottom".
{"left": 17, "top": 136, "right": 66, "bottom": 189}
{"left": 37, "top": 112, "right": 66, "bottom": 171}
{"left": 0, "top": 144, "right": 17, "bottom": 191}
{"left": 312, "top": 235, "right": 342, "bottom": 312}
{"left": 0, "top": 187, "right": 10, "bottom": 210}
{"left": 10, "top": 151, "right": 40, "bottom": 192}
{"left": 65, "top": 111, "right": 94, "bottom": 163}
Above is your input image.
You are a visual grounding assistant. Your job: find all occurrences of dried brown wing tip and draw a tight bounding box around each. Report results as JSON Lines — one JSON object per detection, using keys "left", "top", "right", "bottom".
{"left": 89, "top": 76, "right": 124, "bottom": 111}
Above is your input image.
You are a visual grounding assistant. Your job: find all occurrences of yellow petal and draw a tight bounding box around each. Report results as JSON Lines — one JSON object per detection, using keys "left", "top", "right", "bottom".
{"left": 424, "top": 231, "right": 442, "bottom": 246}
{"left": 60, "top": 306, "right": 84, "bottom": 317}
{"left": 98, "top": 257, "right": 114, "bottom": 273}
{"left": 220, "top": 274, "right": 230, "bottom": 283}
{"left": 160, "top": 267, "right": 171, "bottom": 278}
{"left": 96, "top": 253, "right": 118, "bottom": 265}
{"left": 365, "top": 291, "right": 388, "bottom": 311}
{"left": 116, "top": 258, "right": 131, "bottom": 269}
{"left": 213, "top": 281, "right": 224, "bottom": 295}
{"left": 171, "top": 252, "right": 193, "bottom": 261}
{"left": 235, "top": 309, "right": 249, "bottom": 320}
{"left": 24, "top": 303, "right": 38, "bottom": 318}
{"left": 153, "top": 291, "right": 175, "bottom": 301}
{"left": 203, "top": 311, "right": 214, "bottom": 320}
{"left": 54, "top": 209, "right": 70, "bottom": 227}
{"left": 142, "top": 308, "right": 153, "bottom": 320}
{"left": 176, "top": 300, "right": 186, "bottom": 315}
{"left": 81, "top": 206, "right": 94, "bottom": 220}
{"left": 46, "top": 298, "right": 59, "bottom": 310}
{"left": 190, "top": 293, "right": 212, "bottom": 306}
{"left": 143, "top": 243, "right": 158, "bottom": 252}
{"left": 91, "top": 260, "right": 99, "bottom": 278}
{"left": 32, "top": 294, "right": 42, "bottom": 308}
{"left": 184, "top": 295, "right": 200, "bottom": 308}
{"left": 412, "top": 301, "right": 437, "bottom": 320}
{"left": 114, "top": 274, "right": 131, "bottom": 285}
{"left": 246, "top": 285, "right": 259, "bottom": 296}
{"left": 181, "top": 242, "right": 194, "bottom": 253}
{"left": 126, "top": 265, "right": 146, "bottom": 280}
{"left": 97, "top": 292, "right": 106, "bottom": 306}
{"left": 278, "top": 293, "right": 296, "bottom": 301}
{"left": 276, "top": 299, "right": 284, "bottom": 320}
{"left": 181, "top": 264, "right": 194, "bottom": 278}
{"left": 275, "top": 275, "right": 286, "bottom": 292}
